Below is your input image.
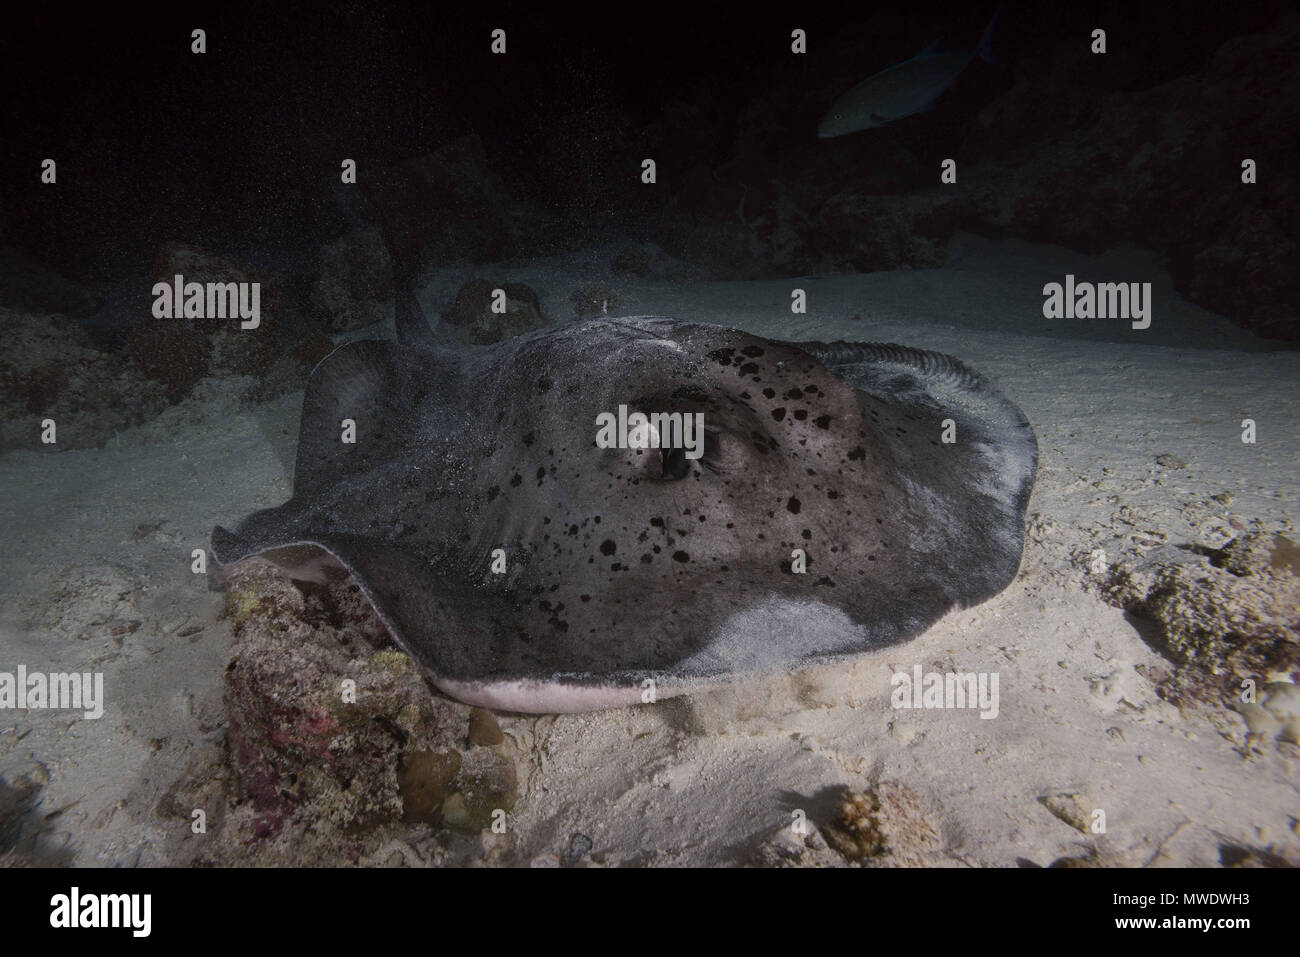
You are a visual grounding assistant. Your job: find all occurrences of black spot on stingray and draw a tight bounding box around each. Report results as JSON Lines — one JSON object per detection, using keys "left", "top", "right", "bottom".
{"left": 793, "top": 410, "right": 808, "bottom": 421}
{"left": 485, "top": 485, "right": 500, "bottom": 502}
{"left": 650, "top": 517, "right": 664, "bottom": 527}
{"left": 707, "top": 347, "right": 736, "bottom": 366}
{"left": 787, "top": 496, "right": 801, "bottom": 514}
{"left": 739, "top": 362, "right": 759, "bottom": 376}
{"left": 672, "top": 551, "right": 690, "bottom": 563}
{"left": 771, "top": 407, "right": 786, "bottom": 422}
{"left": 814, "top": 415, "right": 832, "bottom": 429}
{"left": 762, "top": 388, "right": 776, "bottom": 399}
{"left": 523, "top": 432, "right": 535, "bottom": 446}
{"left": 536, "top": 466, "right": 546, "bottom": 481}
{"left": 827, "top": 490, "right": 839, "bottom": 500}
{"left": 600, "top": 539, "right": 617, "bottom": 555}
{"left": 536, "top": 377, "right": 553, "bottom": 392}
{"left": 848, "top": 446, "right": 865, "bottom": 461}
{"left": 741, "top": 345, "right": 764, "bottom": 357}
{"left": 802, "top": 529, "right": 812, "bottom": 540}
{"left": 641, "top": 553, "right": 653, "bottom": 563}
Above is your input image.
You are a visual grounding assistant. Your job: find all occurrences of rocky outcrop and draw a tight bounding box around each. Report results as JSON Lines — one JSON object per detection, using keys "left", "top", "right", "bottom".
{"left": 309, "top": 227, "right": 393, "bottom": 333}
{"left": 365, "top": 134, "right": 547, "bottom": 272}
{"left": 441, "top": 279, "right": 548, "bottom": 343}
{"left": 219, "top": 564, "right": 521, "bottom": 855}
{"left": 1101, "top": 532, "right": 1300, "bottom": 712}
{"left": 649, "top": 15, "right": 1300, "bottom": 340}
{"left": 0, "top": 307, "right": 167, "bottom": 450}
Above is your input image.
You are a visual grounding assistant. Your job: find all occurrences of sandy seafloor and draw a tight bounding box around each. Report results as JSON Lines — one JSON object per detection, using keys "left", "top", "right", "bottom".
{"left": 1, "top": 233, "right": 1296, "bottom": 867}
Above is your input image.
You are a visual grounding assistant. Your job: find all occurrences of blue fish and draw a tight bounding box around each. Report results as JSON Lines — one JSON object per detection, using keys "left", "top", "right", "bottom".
{"left": 818, "top": 9, "right": 999, "bottom": 138}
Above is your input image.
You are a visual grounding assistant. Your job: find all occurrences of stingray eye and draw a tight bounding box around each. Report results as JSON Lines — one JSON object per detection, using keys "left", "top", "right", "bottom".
{"left": 699, "top": 429, "right": 730, "bottom": 474}
{"left": 660, "top": 446, "right": 691, "bottom": 480}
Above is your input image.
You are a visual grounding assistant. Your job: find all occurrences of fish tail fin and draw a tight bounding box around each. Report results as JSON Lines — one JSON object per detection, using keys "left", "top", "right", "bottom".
{"left": 977, "top": 5, "right": 1001, "bottom": 63}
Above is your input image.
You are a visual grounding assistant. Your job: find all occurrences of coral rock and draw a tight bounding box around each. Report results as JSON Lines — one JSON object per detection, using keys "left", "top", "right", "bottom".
{"left": 220, "top": 563, "right": 519, "bottom": 848}
{"left": 309, "top": 228, "right": 393, "bottom": 332}
{"left": 443, "top": 279, "right": 547, "bottom": 344}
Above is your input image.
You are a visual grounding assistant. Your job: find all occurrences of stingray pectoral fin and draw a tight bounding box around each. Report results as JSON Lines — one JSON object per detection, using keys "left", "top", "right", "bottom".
{"left": 273, "top": 535, "right": 516, "bottom": 685}
{"left": 797, "top": 340, "right": 1038, "bottom": 603}
{"left": 211, "top": 523, "right": 670, "bottom": 712}
{"left": 211, "top": 524, "right": 249, "bottom": 565}
{"left": 285, "top": 537, "right": 675, "bottom": 711}
{"left": 207, "top": 524, "right": 249, "bottom": 588}
{"left": 293, "top": 339, "right": 401, "bottom": 497}
{"left": 433, "top": 676, "right": 651, "bottom": 714}
{"left": 211, "top": 526, "right": 471, "bottom": 674}
{"left": 210, "top": 523, "right": 345, "bottom": 584}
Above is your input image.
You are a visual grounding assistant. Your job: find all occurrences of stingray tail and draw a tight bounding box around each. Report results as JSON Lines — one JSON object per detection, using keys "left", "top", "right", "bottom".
{"left": 357, "top": 181, "right": 441, "bottom": 350}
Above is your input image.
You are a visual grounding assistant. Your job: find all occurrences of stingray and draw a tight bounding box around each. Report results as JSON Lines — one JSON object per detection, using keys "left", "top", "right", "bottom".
{"left": 212, "top": 286, "right": 1037, "bottom": 713}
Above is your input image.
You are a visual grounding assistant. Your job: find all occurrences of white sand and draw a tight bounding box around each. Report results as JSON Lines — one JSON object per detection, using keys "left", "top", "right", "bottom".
{"left": 1, "top": 234, "right": 1296, "bottom": 866}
